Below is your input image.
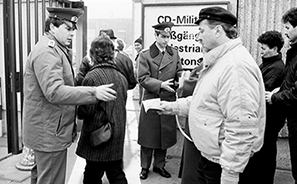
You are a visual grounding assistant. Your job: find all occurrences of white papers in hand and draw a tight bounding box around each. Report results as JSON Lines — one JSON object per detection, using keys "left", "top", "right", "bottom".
{"left": 142, "top": 98, "right": 162, "bottom": 112}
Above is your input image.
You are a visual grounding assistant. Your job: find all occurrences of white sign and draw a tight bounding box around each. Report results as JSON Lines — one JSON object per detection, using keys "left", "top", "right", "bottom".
{"left": 143, "top": 3, "right": 228, "bottom": 69}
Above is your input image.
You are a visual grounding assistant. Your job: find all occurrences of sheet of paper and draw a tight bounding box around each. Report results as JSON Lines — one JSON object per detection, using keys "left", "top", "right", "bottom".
{"left": 142, "top": 98, "right": 162, "bottom": 113}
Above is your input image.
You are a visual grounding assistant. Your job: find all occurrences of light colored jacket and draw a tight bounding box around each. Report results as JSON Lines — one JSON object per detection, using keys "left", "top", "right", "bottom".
{"left": 173, "top": 38, "right": 266, "bottom": 173}
{"left": 23, "top": 33, "right": 97, "bottom": 152}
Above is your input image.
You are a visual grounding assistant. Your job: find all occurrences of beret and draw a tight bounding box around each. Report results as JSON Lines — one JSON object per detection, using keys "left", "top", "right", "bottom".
{"left": 195, "top": 6, "right": 237, "bottom": 26}
{"left": 47, "top": 7, "right": 84, "bottom": 24}
{"left": 152, "top": 22, "right": 174, "bottom": 36}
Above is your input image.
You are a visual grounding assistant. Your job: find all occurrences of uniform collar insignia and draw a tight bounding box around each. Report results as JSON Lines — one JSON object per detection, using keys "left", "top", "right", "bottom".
{"left": 150, "top": 42, "right": 173, "bottom": 58}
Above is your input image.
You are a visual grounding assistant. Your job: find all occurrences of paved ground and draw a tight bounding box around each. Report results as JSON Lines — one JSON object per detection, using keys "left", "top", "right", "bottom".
{"left": 0, "top": 90, "right": 295, "bottom": 184}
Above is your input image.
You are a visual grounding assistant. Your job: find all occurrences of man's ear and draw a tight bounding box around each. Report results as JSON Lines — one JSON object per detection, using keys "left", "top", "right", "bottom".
{"left": 214, "top": 25, "right": 222, "bottom": 37}
{"left": 272, "top": 46, "right": 278, "bottom": 54}
{"left": 49, "top": 23, "right": 56, "bottom": 33}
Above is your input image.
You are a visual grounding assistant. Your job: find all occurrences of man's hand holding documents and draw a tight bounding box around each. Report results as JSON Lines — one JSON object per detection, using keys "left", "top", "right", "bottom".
{"left": 142, "top": 98, "right": 162, "bottom": 112}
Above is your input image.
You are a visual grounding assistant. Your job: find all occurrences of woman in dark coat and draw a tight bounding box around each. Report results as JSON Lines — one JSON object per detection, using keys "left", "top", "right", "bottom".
{"left": 76, "top": 34, "right": 128, "bottom": 184}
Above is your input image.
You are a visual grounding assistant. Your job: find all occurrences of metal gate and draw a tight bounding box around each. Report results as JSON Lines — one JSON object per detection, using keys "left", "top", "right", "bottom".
{"left": 2, "top": 0, "right": 86, "bottom": 154}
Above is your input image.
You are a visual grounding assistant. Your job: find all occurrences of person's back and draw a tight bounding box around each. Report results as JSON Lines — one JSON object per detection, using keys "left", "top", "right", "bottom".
{"left": 76, "top": 55, "right": 93, "bottom": 86}
{"left": 76, "top": 64, "right": 128, "bottom": 161}
{"left": 114, "top": 50, "right": 137, "bottom": 90}
{"left": 76, "top": 35, "right": 128, "bottom": 184}
{"left": 99, "top": 29, "right": 137, "bottom": 90}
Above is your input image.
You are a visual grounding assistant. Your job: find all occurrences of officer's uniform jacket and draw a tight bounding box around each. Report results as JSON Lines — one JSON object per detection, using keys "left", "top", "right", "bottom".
{"left": 23, "top": 33, "right": 98, "bottom": 152}
{"left": 137, "top": 42, "right": 183, "bottom": 149}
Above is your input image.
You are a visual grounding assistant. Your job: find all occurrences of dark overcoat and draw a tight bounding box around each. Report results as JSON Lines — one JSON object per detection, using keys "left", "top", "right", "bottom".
{"left": 114, "top": 50, "right": 137, "bottom": 90}
{"left": 76, "top": 63, "right": 128, "bottom": 161}
{"left": 137, "top": 42, "right": 183, "bottom": 149}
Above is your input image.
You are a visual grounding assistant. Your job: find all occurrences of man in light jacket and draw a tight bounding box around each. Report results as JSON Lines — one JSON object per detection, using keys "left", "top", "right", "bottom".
{"left": 160, "top": 6, "right": 266, "bottom": 184}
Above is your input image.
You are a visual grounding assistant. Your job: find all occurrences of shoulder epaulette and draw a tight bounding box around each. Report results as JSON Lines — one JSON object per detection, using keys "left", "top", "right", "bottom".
{"left": 48, "top": 40, "right": 55, "bottom": 48}
{"left": 142, "top": 48, "right": 149, "bottom": 53}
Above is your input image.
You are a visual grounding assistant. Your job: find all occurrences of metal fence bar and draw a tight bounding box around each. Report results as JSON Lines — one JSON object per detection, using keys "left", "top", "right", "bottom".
{"left": 26, "top": 0, "right": 31, "bottom": 55}
{"left": 3, "top": 0, "right": 20, "bottom": 154}
{"left": 42, "top": 0, "right": 46, "bottom": 34}
{"left": 18, "top": 0, "right": 24, "bottom": 120}
{"left": 34, "top": 0, "right": 39, "bottom": 44}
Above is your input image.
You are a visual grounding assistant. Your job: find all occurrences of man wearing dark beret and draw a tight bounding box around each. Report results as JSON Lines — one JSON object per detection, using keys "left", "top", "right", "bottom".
{"left": 160, "top": 6, "right": 266, "bottom": 184}
{"left": 137, "top": 22, "right": 183, "bottom": 180}
{"left": 23, "top": 7, "right": 117, "bottom": 184}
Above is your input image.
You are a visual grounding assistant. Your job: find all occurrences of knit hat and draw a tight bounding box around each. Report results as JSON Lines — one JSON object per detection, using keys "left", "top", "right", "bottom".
{"left": 134, "top": 37, "right": 142, "bottom": 44}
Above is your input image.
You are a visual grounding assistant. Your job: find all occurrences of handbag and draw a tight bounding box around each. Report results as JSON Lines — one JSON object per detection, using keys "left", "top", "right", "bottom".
{"left": 90, "top": 99, "right": 116, "bottom": 147}
{"left": 90, "top": 84, "right": 117, "bottom": 147}
{"left": 90, "top": 120, "right": 112, "bottom": 147}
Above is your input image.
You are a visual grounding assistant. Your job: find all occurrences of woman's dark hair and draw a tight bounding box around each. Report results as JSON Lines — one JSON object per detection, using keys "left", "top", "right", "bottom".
{"left": 282, "top": 7, "right": 297, "bottom": 27}
{"left": 257, "top": 31, "right": 284, "bottom": 52}
{"left": 207, "top": 19, "right": 238, "bottom": 39}
{"left": 89, "top": 34, "right": 115, "bottom": 64}
{"left": 44, "top": 17, "right": 64, "bottom": 32}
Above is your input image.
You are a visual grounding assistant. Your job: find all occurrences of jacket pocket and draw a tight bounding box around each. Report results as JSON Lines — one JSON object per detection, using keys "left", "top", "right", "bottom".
{"left": 55, "top": 113, "right": 63, "bottom": 136}
{"left": 190, "top": 111, "right": 224, "bottom": 157}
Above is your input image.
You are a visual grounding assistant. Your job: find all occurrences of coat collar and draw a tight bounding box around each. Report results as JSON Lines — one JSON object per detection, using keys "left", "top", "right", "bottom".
{"left": 261, "top": 53, "right": 282, "bottom": 66}
{"left": 90, "top": 62, "right": 118, "bottom": 72}
{"left": 202, "top": 38, "right": 242, "bottom": 70}
{"left": 287, "top": 41, "right": 297, "bottom": 61}
{"left": 149, "top": 42, "right": 173, "bottom": 58}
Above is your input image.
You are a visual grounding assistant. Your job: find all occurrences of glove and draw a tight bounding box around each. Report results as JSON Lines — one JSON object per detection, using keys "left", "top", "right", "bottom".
{"left": 221, "top": 169, "right": 239, "bottom": 184}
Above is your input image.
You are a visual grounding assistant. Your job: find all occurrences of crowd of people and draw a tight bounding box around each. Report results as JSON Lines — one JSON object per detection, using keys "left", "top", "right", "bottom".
{"left": 21, "top": 4, "right": 297, "bottom": 184}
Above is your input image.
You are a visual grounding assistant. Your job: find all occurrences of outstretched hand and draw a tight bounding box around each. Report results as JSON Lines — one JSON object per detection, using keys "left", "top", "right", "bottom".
{"left": 161, "top": 79, "right": 175, "bottom": 93}
{"left": 95, "top": 83, "right": 117, "bottom": 101}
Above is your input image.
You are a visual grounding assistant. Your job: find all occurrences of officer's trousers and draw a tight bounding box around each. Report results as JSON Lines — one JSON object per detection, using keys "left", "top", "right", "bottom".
{"left": 32, "top": 149, "right": 67, "bottom": 184}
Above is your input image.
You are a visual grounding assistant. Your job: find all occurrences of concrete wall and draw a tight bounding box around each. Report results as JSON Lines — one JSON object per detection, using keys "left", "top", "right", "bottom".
{"left": 238, "top": 0, "right": 297, "bottom": 65}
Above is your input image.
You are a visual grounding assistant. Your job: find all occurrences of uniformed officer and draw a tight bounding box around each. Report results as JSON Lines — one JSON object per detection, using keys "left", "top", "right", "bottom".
{"left": 137, "top": 22, "right": 183, "bottom": 180}
{"left": 23, "top": 7, "right": 117, "bottom": 184}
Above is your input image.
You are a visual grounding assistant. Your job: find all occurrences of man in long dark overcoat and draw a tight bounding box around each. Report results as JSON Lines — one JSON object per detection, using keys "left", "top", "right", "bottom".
{"left": 137, "top": 21, "right": 183, "bottom": 180}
